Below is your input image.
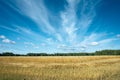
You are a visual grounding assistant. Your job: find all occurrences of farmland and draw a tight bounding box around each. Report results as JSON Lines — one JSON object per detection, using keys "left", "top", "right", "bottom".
{"left": 0, "top": 56, "right": 120, "bottom": 80}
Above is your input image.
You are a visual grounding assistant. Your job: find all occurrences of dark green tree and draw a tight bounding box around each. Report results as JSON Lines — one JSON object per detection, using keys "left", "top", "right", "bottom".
{"left": 2, "top": 52, "right": 15, "bottom": 56}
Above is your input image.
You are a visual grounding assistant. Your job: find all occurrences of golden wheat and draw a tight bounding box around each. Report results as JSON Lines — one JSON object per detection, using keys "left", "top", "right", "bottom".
{"left": 0, "top": 56, "right": 120, "bottom": 80}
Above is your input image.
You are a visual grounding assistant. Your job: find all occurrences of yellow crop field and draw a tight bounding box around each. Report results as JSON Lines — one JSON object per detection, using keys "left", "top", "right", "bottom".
{"left": 0, "top": 56, "right": 120, "bottom": 80}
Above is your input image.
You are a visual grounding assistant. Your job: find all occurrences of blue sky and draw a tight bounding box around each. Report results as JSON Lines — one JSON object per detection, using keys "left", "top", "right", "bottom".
{"left": 0, "top": 0, "right": 120, "bottom": 54}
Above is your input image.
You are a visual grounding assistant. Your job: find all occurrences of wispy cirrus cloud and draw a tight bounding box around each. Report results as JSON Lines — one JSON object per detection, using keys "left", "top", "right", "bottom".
{"left": 8, "top": 0, "right": 54, "bottom": 33}
{"left": 0, "top": 25, "right": 45, "bottom": 41}
{"left": 7, "top": 0, "right": 63, "bottom": 42}
{"left": 60, "top": 0, "right": 101, "bottom": 45}
{"left": 60, "top": 0, "right": 79, "bottom": 44}
{"left": 4, "top": 0, "right": 102, "bottom": 46}
{"left": 98, "top": 38, "right": 118, "bottom": 44}
{"left": 1, "top": 0, "right": 119, "bottom": 53}
{"left": 15, "top": 25, "right": 44, "bottom": 39}
{"left": 71, "top": 32, "right": 118, "bottom": 52}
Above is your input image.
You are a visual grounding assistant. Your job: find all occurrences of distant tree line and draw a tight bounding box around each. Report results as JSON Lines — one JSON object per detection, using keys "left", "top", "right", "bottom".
{"left": 0, "top": 50, "right": 120, "bottom": 56}
{"left": 0, "top": 52, "right": 24, "bottom": 56}
{"left": 95, "top": 50, "right": 120, "bottom": 55}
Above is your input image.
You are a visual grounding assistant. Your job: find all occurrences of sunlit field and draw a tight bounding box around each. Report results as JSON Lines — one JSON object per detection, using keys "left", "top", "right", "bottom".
{"left": 0, "top": 56, "right": 120, "bottom": 80}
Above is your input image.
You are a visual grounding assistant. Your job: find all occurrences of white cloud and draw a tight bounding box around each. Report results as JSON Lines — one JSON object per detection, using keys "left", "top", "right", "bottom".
{"left": 11, "top": 0, "right": 56, "bottom": 34}
{"left": 80, "top": 48, "right": 85, "bottom": 51}
{"left": 11, "top": 41, "right": 16, "bottom": 44}
{"left": 117, "top": 34, "right": 120, "bottom": 38}
{"left": 55, "top": 33, "right": 63, "bottom": 42}
{"left": 0, "top": 26, "right": 19, "bottom": 33}
{"left": 76, "top": 0, "right": 101, "bottom": 36}
{"left": 46, "top": 38, "right": 53, "bottom": 42}
{"left": 60, "top": 0, "right": 102, "bottom": 46}
{"left": 2, "top": 39, "right": 16, "bottom": 44}
{"left": 41, "top": 43, "right": 47, "bottom": 46}
{"left": 57, "top": 44, "right": 67, "bottom": 49}
{"left": 79, "top": 33, "right": 102, "bottom": 46}
{"left": 1, "top": 25, "right": 49, "bottom": 42}
{"left": 0, "top": 35, "right": 16, "bottom": 44}
{"left": 99, "top": 38, "right": 117, "bottom": 44}
{"left": 0, "top": 35, "right": 6, "bottom": 39}
{"left": 15, "top": 25, "right": 44, "bottom": 38}
{"left": 90, "top": 42, "right": 99, "bottom": 46}
{"left": 75, "top": 32, "right": 118, "bottom": 52}
{"left": 0, "top": 25, "right": 44, "bottom": 41}
{"left": 2, "top": 39, "right": 10, "bottom": 43}
{"left": 7, "top": 0, "right": 63, "bottom": 42}
{"left": 4, "top": 0, "right": 102, "bottom": 48}
{"left": 24, "top": 42, "right": 39, "bottom": 49}
{"left": 3, "top": 0, "right": 114, "bottom": 53}
{"left": 57, "top": 44, "right": 86, "bottom": 52}
{"left": 60, "top": 0, "right": 79, "bottom": 44}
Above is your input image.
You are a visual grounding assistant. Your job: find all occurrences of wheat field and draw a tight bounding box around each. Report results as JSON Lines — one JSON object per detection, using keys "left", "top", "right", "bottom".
{"left": 0, "top": 56, "right": 120, "bottom": 80}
